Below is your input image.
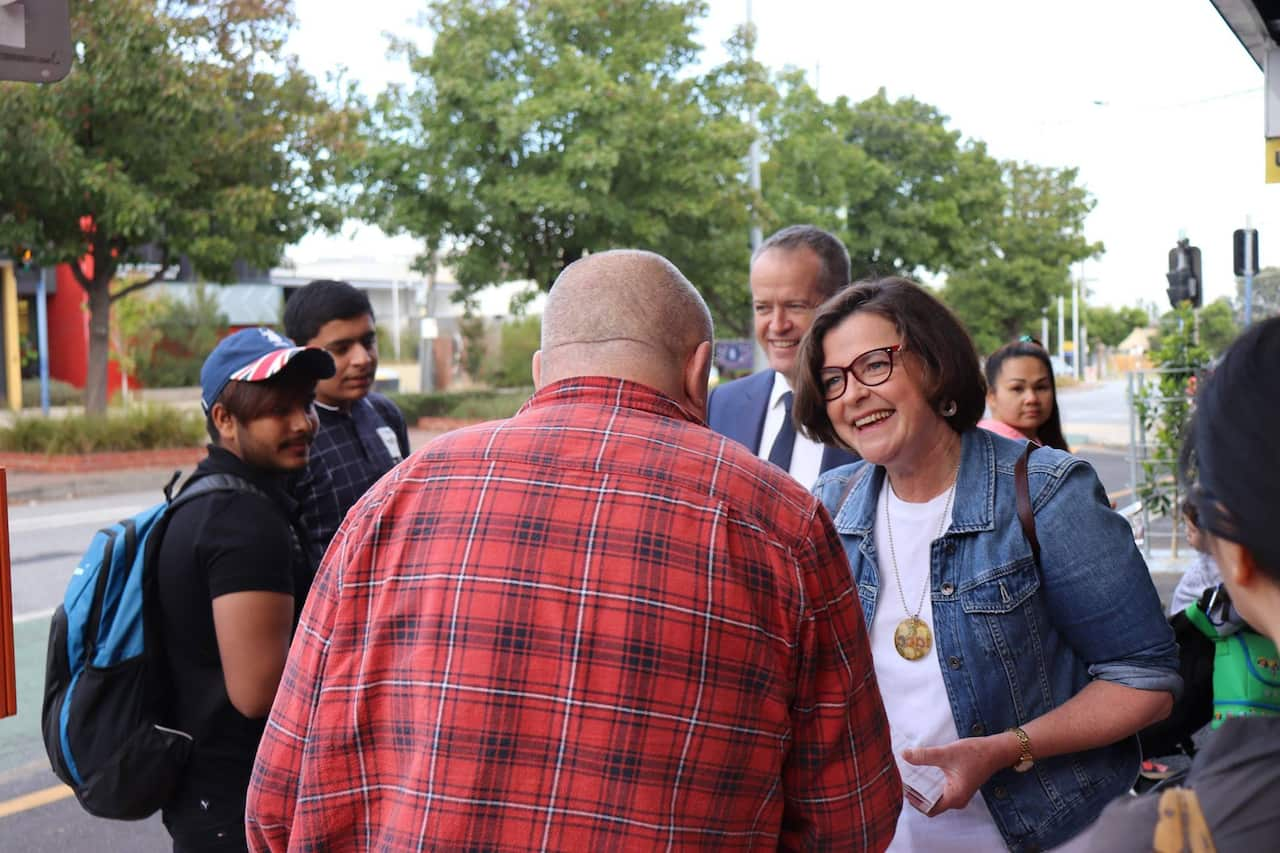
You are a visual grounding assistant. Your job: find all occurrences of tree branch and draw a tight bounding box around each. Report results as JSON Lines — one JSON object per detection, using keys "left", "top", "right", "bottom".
{"left": 110, "top": 244, "right": 173, "bottom": 303}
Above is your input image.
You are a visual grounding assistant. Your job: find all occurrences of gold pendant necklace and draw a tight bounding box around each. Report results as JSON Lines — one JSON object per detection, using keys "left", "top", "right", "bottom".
{"left": 884, "top": 467, "right": 958, "bottom": 661}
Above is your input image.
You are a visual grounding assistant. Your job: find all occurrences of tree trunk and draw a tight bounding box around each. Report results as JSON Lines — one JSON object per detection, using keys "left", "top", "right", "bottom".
{"left": 84, "top": 276, "right": 112, "bottom": 414}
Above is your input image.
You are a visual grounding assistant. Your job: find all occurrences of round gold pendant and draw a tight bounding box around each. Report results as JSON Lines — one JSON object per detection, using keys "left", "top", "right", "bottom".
{"left": 894, "top": 617, "right": 933, "bottom": 661}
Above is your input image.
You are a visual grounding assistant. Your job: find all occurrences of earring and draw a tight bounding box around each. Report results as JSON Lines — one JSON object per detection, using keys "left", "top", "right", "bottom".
{"left": 940, "top": 400, "right": 958, "bottom": 418}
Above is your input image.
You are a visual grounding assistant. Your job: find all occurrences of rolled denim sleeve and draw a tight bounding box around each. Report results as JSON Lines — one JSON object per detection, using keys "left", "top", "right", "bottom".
{"left": 1031, "top": 455, "right": 1182, "bottom": 697}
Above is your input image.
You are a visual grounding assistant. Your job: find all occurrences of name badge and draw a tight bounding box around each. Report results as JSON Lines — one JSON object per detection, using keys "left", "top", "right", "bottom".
{"left": 376, "top": 426, "right": 403, "bottom": 463}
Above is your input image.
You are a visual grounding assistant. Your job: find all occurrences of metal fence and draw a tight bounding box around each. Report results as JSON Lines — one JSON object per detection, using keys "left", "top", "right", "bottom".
{"left": 1126, "top": 367, "right": 1200, "bottom": 558}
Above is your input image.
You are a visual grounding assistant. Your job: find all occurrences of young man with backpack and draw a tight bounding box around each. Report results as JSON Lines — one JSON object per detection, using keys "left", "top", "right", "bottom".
{"left": 155, "top": 327, "right": 333, "bottom": 851}
{"left": 284, "top": 280, "right": 410, "bottom": 558}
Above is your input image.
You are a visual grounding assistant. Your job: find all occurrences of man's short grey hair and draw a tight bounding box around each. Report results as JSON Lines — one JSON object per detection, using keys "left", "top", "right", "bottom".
{"left": 753, "top": 225, "right": 851, "bottom": 300}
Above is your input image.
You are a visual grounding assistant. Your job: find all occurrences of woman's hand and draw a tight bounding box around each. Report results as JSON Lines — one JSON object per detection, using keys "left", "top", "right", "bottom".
{"left": 902, "top": 734, "right": 1017, "bottom": 816}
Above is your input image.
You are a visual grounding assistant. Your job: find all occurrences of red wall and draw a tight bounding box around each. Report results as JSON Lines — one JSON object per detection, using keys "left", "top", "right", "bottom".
{"left": 47, "top": 263, "right": 129, "bottom": 394}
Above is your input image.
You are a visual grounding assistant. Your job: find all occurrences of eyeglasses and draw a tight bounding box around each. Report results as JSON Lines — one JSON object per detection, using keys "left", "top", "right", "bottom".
{"left": 820, "top": 345, "right": 901, "bottom": 401}
{"left": 1018, "top": 335, "right": 1044, "bottom": 347}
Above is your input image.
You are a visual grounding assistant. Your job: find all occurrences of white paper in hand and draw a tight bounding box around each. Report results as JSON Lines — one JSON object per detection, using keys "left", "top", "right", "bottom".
{"left": 891, "top": 728, "right": 947, "bottom": 814}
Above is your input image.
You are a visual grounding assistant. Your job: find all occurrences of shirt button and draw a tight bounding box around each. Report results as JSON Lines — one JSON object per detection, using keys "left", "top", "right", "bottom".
{"left": 948, "top": 656, "right": 962, "bottom": 669}
{"left": 941, "top": 582, "right": 955, "bottom": 595}
{"left": 945, "top": 541, "right": 956, "bottom": 553}
{"left": 970, "top": 723, "right": 985, "bottom": 736}
{"left": 994, "top": 785, "right": 1009, "bottom": 799}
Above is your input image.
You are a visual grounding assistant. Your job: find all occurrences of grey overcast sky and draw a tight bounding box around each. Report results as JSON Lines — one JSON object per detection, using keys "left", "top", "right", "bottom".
{"left": 287, "top": 0, "right": 1273, "bottom": 311}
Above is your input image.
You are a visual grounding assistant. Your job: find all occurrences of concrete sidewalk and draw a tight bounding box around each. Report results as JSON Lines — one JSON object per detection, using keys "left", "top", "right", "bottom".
{"left": 2, "top": 425, "right": 444, "bottom": 505}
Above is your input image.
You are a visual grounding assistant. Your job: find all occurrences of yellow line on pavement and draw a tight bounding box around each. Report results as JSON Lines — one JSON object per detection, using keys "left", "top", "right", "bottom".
{"left": 0, "top": 783, "right": 75, "bottom": 819}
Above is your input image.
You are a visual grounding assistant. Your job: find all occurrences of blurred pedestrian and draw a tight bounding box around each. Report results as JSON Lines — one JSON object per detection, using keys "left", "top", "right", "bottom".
{"left": 1081, "top": 316, "right": 1280, "bottom": 851}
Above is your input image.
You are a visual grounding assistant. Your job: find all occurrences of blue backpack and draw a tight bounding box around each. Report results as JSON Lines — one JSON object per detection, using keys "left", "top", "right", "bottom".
{"left": 41, "top": 472, "right": 271, "bottom": 820}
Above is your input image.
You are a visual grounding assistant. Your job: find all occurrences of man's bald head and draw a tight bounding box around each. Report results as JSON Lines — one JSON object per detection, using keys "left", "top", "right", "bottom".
{"left": 537, "top": 251, "right": 713, "bottom": 400}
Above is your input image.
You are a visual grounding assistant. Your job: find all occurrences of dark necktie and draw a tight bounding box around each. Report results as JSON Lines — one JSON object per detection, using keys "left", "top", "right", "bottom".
{"left": 767, "top": 391, "right": 796, "bottom": 471}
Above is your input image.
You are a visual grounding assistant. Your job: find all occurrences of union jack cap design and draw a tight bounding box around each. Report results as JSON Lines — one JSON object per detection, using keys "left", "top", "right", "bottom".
{"left": 201, "top": 327, "right": 335, "bottom": 412}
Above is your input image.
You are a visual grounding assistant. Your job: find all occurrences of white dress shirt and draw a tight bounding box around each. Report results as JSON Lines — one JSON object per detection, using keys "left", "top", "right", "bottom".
{"left": 757, "top": 372, "right": 825, "bottom": 489}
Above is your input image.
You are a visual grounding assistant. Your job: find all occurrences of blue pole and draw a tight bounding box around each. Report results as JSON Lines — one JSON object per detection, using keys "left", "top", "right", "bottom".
{"left": 1244, "top": 269, "right": 1254, "bottom": 327}
{"left": 36, "top": 268, "right": 50, "bottom": 414}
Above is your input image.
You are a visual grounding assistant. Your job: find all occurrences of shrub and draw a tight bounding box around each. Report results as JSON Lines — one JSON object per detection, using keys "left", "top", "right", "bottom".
{"left": 0, "top": 406, "right": 206, "bottom": 454}
{"left": 485, "top": 316, "right": 540, "bottom": 388}
{"left": 20, "top": 378, "right": 83, "bottom": 407}
{"left": 115, "top": 285, "right": 229, "bottom": 388}
{"left": 387, "top": 387, "right": 531, "bottom": 423}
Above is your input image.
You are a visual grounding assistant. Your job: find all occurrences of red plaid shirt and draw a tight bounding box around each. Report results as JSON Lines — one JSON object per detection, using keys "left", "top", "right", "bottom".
{"left": 247, "top": 378, "right": 900, "bottom": 851}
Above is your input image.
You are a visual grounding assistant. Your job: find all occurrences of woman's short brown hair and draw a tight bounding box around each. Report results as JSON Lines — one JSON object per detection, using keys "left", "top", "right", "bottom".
{"left": 793, "top": 276, "right": 986, "bottom": 448}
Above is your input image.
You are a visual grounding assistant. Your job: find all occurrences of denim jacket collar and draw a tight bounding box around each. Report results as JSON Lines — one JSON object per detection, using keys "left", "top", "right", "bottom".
{"left": 832, "top": 427, "right": 999, "bottom": 536}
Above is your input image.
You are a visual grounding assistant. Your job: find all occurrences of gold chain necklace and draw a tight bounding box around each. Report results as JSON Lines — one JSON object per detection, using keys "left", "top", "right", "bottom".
{"left": 884, "top": 467, "right": 958, "bottom": 661}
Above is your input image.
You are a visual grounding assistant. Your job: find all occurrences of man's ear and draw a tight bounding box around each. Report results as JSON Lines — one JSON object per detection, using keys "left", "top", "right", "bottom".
{"left": 532, "top": 349, "right": 543, "bottom": 390}
{"left": 683, "top": 340, "right": 712, "bottom": 421}
{"left": 210, "top": 402, "right": 237, "bottom": 446}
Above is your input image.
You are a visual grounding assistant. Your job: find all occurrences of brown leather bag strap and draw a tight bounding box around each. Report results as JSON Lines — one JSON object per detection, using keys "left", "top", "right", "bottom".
{"left": 1015, "top": 442, "right": 1041, "bottom": 568}
{"left": 1153, "top": 788, "right": 1217, "bottom": 853}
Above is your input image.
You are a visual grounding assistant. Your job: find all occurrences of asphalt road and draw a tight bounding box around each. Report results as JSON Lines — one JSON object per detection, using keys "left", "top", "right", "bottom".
{"left": 0, "top": 433, "right": 1182, "bottom": 850}
{"left": 2, "top": 489, "right": 172, "bottom": 850}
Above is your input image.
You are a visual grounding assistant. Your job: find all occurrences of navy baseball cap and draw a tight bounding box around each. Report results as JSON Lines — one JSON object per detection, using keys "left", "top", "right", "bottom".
{"left": 200, "top": 327, "right": 335, "bottom": 413}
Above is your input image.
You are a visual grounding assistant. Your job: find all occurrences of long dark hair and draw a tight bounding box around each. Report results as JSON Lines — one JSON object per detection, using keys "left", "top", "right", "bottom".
{"left": 983, "top": 341, "right": 1069, "bottom": 451}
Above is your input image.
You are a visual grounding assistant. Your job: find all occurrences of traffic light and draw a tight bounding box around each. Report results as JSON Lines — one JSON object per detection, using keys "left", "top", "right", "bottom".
{"left": 1167, "top": 238, "right": 1202, "bottom": 309}
{"left": 1233, "top": 228, "right": 1260, "bottom": 276}
{"left": 0, "top": 0, "right": 72, "bottom": 83}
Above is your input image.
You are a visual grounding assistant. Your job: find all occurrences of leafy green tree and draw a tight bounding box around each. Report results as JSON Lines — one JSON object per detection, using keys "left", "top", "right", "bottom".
{"left": 758, "top": 84, "right": 1004, "bottom": 282}
{"left": 485, "top": 315, "right": 541, "bottom": 388}
{"left": 1154, "top": 297, "right": 1238, "bottom": 358}
{"left": 942, "top": 163, "right": 1102, "bottom": 354}
{"left": 1084, "top": 304, "right": 1149, "bottom": 348}
{"left": 1236, "top": 266, "right": 1280, "bottom": 323}
{"left": 364, "top": 0, "right": 757, "bottom": 334}
{"left": 0, "top": 0, "right": 360, "bottom": 412}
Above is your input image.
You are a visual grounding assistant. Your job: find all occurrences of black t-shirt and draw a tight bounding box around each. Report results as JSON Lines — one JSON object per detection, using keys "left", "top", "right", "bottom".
{"left": 155, "top": 446, "right": 310, "bottom": 810}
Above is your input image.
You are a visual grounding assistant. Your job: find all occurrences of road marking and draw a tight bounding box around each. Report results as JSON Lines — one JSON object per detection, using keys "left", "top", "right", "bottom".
{"left": 14, "top": 607, "right": 54, "bottom": 625}
{"left": 9, "top": 504, "right": 147, "bottom": 534}
{"left": 0, "top": 783, "right": 74, "bottom": 819}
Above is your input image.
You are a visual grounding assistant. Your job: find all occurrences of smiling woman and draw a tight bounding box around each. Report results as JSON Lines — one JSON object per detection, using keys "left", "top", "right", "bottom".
{"left": 791, "top": 276, "right": 1180, "bottom": 852}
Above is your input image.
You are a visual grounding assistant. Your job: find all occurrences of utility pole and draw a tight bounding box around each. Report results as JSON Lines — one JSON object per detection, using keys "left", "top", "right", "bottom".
{"left": 1057, "top": 295, "right": 1065, "bottom": 365}
{"left": 747, "top": 0, "right": 766, "bottom": 371}
{"left": 1071, "top": 278, "right": 1080, "bottom": 380}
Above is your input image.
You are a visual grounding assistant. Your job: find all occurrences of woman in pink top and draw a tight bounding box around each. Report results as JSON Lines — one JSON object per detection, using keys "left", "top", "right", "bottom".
{"left": 978, "top": 339, "right": 1070, "bottom": 451}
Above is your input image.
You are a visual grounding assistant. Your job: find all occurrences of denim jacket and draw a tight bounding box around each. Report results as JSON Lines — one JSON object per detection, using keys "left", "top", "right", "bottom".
{"left": 814, "top": 428, "right": 1180, "bottom": 853}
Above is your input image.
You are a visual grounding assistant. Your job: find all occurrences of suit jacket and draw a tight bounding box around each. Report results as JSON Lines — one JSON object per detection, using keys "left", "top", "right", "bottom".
{"left": 707, "top": 368, "right": 859, "bottom": 475}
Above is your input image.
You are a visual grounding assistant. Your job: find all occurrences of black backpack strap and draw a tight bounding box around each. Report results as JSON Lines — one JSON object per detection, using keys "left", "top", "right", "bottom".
{"left": 1015, "top": 442, "right": 1041, "bottom": 568}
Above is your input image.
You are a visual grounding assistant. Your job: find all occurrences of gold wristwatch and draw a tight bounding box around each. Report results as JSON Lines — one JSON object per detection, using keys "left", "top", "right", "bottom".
{"left": 1007, "top": 726, "right": 1034, "bottom": 773}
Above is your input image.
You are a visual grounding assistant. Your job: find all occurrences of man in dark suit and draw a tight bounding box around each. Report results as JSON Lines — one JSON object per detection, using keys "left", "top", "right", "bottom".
{"left": 708, "top": 225, "right": 858, "bottom": 486}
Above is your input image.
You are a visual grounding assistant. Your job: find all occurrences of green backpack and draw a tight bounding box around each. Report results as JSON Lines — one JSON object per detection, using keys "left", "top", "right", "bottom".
{"left": 1185, "top": 596, "right": 1280, "bottom": 726}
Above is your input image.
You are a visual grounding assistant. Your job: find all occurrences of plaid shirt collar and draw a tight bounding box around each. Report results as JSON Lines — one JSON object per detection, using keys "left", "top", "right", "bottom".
{"left": 519, "top": 375, "right": 707, "bottom": 428}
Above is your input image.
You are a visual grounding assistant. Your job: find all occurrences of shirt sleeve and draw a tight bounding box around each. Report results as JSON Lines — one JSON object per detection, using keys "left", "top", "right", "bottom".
{"left": 781, "top": 506, "right": 902, "bottom": 852}
{"left": 245, "top": 514, "right": 347, "bottom": 851}
{"left": 1033, "top": 458, "right": 1182, "bottom": 695}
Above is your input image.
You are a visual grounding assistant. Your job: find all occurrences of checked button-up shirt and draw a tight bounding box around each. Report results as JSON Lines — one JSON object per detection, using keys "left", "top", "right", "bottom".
{"left": 247, "top": 377, "right": 901, "bottom": 852}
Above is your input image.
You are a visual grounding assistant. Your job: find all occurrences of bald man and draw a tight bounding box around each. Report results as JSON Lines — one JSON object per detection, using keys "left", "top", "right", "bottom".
{"left": 247, "top": 251, "right": 901, "bottom": 852}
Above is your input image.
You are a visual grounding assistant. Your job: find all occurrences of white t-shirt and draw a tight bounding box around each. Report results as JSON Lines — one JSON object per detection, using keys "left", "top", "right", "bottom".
{"left": 872, "top": 482, "right": 1005, "bottom": 852}
{"left": 757, "top": 372, "right": 825, "bottom": 488}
